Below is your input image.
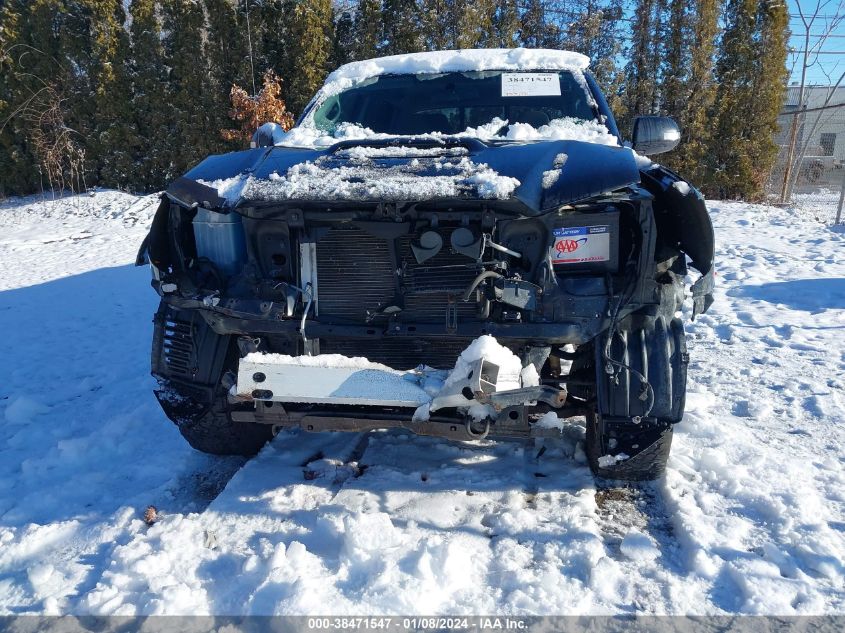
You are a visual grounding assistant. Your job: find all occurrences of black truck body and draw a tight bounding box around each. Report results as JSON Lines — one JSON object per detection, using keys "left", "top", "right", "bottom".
{"left": 139, "top": 50, "right": 714, "bottom": 480}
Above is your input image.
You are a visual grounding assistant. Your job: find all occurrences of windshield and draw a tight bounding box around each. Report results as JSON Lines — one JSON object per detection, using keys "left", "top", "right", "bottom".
{"left": 309, "top": 70, "right": 598, "bottom": 136}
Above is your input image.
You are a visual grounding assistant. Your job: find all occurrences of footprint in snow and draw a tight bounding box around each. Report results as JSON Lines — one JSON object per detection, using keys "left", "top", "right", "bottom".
{"left": 620, "top": 530, "right": 660, "bottom": 562}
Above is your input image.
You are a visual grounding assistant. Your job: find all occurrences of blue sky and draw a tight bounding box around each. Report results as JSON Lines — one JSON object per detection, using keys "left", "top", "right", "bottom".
{"left": 786, "top": 0, "right": 845, "bottom": 85}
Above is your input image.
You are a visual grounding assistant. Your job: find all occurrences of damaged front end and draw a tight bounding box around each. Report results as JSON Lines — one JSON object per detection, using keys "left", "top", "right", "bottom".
{"left": 139, "top": 138, "right": 714, "bottom": 449}
{"left": 231, "top": 352, "right": 569, "bottom": 441}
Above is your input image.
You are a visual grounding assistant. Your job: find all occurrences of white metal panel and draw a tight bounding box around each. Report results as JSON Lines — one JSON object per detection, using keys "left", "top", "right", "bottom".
{"left": 237, "top": 360, "right": 429, "bottom": 408}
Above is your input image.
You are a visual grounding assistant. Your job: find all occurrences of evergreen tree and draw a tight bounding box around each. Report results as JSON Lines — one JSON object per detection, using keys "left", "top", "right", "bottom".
{"left": 420, "top": 0, "right": 450, "bottom": 50}
{"left": 747, "top": 0, "right": 788, "bottom": 196}
{"left": 254, "top": 1, "right": 292, "bottom": 95}
{"left": 161, "top": 0, "right": 214, "bottom": 178}
{"left": 709, "top": 0, "right": 788, "bottom": 199}
{"left": 598, "top": 0, "right": 627, "bottom": 120}
{"left": 0, "top": 0, "right": 37, "bottom": 195}
{"left": 205, "top": 0, "right": 252, "bottom": 153}
{"left": 0, "top": 0, "right": 791, "bottom": 198}
{"left": 285, "top": 0, "right": 333, "bottom": 114}
{"left": 665, "top": 0, "right": 719, "bottom": 184}
{"left": 647, "top": 0, "right": 665, "bottom": 114}
{"left": 659, "top": 0, "right": 690, "bottom": 121}
{"left": 624, "top": 0, "right": 660, "bottom": 132}
{"left": 354, "top": 0, "right": 383, "bottom": 59}
{"left": 332, "top": 7, "right": 356, "bottom": 66}
{"left": 382, "top": 0, "right": 422, "bottom": 54}
{"left": 2, "top": 1, "right": 100, "bottom": 193}
{"left": 710, "top": 0, "right": 760, "bottom": 197}
{"left": 87, "top": 0, "right": 136, "bottom": 189}
{"left": 520, "top": 0, "right": 558, "bottom": 48}
{"left": 456, "top": 1, "right": 497, "bottom": 49}
{"left": 519, "top": 0, "right": 548, "bottom": 48}
{"left": 127, "top": 0, "right": 169, "bottom": 191}
{"left": 46, "top": 2, "right": 93, "bottom": 133}
{"left": 492, "top": 0, "right": 521, "bottom": 48}
{"left": 420, "top": 0, "right": 497, "bottom": 50}
{"left": 561, "top": 0, "right": 625, "bottom": 117}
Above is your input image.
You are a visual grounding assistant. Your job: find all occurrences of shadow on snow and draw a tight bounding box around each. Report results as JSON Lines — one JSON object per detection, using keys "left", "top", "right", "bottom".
{"left": 728, "top": 278, "right": 845, "bottom": 313}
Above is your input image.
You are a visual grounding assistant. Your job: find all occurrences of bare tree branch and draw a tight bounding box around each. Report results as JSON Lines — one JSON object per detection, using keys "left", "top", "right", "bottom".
{"left": 780, "top": 0, "right": 845, "bottom": 201}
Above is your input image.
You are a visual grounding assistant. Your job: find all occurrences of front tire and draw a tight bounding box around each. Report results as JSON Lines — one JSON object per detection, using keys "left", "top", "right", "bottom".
{"left": 155, "top": 381, "right": 273, "bottom": 456}
{"left": 151, "top": 302, "right": 273, "bottom": 456}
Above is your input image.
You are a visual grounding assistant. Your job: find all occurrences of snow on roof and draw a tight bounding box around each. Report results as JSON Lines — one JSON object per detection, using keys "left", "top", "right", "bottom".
{"left": 327, "top": 48, "right": 591, "bottom": 84}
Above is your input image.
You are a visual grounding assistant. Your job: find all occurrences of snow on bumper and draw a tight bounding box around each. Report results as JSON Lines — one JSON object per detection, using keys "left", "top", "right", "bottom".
{"left": 233, "top": 346, "right": 569, "bottom": 437}
{"left": 235, "top": 354, "right": 432, "bottom": 408}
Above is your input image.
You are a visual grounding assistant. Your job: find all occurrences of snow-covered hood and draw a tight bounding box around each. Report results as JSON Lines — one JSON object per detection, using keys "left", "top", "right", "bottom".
{"left": 184, "top": 138, "right": 641, "bottom": 216}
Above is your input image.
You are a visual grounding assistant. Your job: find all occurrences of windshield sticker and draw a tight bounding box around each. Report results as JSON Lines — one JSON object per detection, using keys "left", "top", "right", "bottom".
{"left": 551, "top": 226, "right": 610, "bottom": 264}
{"left": 501, "top": 73, "right": 562, "bottom": 97}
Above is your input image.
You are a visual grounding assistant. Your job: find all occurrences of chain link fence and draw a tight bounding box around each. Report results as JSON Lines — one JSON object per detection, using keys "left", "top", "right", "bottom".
{"left": 766, "top": 89, "right": 845, "bottom": 224}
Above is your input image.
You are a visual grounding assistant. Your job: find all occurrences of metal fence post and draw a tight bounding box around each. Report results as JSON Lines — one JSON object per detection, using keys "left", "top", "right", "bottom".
{"left": 837, "top": 168, "right": 845, "bottom": 224}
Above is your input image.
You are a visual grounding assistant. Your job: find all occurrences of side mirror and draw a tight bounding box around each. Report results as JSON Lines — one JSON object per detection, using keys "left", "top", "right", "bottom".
{"left": 631, "top": 116, "right": 681, "bottom": 155}
{"left": 251, "top": 122, "right": 288, "bottom": 148}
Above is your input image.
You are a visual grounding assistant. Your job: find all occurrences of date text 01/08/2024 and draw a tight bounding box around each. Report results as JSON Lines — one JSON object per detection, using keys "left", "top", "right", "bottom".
{"left": 305, "top": 617, "right": 529, "bottom": 630}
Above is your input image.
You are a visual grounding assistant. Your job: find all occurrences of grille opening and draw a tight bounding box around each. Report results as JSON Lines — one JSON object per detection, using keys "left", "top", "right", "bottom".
{"left": 162, "top": 318, "right": 194, "bottom": 378}
{"left": 314, "top": 225, "right": 484, "bottom": 325}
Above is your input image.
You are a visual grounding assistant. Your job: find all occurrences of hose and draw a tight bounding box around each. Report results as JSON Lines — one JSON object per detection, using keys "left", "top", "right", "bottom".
{"left": 299, "top": 282, "right": 313, "bottom": 354}
{"left": 272, "top": 281, "right": 313, "bottom": 354}
{"left": 484, "top": 235, "right": 522, "bottom": 258}
{"left": 462, "top": 270, "right": 503, "bottom": 302}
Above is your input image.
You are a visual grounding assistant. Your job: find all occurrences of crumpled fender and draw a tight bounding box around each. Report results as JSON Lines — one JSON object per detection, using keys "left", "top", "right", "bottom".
{"left": 639, "top": 165, "right": 715, "bottom": 318}
{"left": 135, "top": 196, "right": 169, "bottom": 267}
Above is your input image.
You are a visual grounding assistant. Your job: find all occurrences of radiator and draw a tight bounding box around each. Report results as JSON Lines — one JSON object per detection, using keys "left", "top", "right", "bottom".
{"left": 314, "top": 226, "right": 480, "bottom": 325}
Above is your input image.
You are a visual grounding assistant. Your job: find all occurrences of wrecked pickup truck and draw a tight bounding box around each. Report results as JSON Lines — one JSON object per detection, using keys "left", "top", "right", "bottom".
{"left": 137, "top": 49, "right": 714, "bottom": 480}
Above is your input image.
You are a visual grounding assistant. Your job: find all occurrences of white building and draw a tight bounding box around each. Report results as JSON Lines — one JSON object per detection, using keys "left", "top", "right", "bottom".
{"left": 774, "top": 84, "right": 845, "bottom": 191}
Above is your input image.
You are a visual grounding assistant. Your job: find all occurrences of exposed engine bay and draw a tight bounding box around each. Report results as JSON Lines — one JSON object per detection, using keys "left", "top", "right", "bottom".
{"left": 141, "top": 160, "right": 712, "bottom": 446}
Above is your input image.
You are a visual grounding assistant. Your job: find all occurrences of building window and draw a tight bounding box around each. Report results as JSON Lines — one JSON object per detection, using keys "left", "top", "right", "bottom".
{"left": 820, "top": 132, "right": 836, "bottom": 156}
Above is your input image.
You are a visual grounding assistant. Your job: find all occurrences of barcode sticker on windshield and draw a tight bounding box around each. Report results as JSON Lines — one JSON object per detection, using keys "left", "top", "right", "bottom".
{"left": 501, "top": 73, "right": 561, "bottom": 97}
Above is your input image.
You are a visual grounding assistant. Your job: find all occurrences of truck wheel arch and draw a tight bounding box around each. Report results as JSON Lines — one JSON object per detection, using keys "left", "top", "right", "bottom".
{"left": 640, "top": 165, "right": 715, "bottom": 318}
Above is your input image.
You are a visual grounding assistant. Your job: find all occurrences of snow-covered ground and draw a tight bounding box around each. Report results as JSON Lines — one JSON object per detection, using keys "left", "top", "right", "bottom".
{"left": 793, "top": 189, "right": 843, "bottom": 225}
{"left": 0, "top": 190, "right": 843, "bottom": 615}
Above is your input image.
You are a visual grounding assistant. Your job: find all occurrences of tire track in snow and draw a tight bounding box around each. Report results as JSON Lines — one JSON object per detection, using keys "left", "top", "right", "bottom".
{"left": 329, "top": 432, "right": 515, "bottom": 612}
{"left": 472, "top": 426, "right": 612, "bottom": 613}
{"left": 590, "top": 481, "right": 696, "bottom": 613}
{"left": 5, "top": 192, "right": 845, "bottom": 615}
{"left": 594, "top": 483, "right": 677, "bottom": 563}
{"left": 326, "top": 430, "right": 609, "bottom": 612}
